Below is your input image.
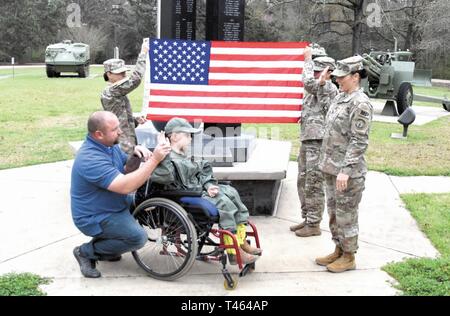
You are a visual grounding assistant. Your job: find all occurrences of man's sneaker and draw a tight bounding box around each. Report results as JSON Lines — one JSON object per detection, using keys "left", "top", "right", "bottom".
{"left": 73, "top": 247, "right": 101, "bottom": 278}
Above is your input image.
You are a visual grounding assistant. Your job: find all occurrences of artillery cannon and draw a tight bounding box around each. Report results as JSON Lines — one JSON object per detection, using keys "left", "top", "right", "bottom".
{"left": 362, "top": 50, "right": 419, "bottom": 115}
{"left": 362, "top": 50, "right": 450, "bottom": 114}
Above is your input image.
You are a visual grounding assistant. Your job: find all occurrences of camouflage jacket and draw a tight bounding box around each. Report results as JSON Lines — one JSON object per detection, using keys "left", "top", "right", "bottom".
{"left": 150, "top": 151, "right": 218, "bottom": 192}
{"left": 100, "top": 52, "right": 147, "bottom": 154}
{"left": 319, "top": 88, "right": 373, "bottom": 178}
{"left": 300, "top": 59, "right": 338, "bottom": 141}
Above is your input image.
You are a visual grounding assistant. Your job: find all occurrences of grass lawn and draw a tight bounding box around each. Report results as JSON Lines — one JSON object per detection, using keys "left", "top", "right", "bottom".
{"left": 0, "top": 68, "right": 449, "bottom": 176}
{"left": 245, "top": 115, "right": 450, "bottom": 176}
{"left": 0, "top": 67, "right": 145, "bottom": 169}
{"left": 383, "top": 193, "right": 450, "bottom": 296}
{"left": 0, "top": 272, "right": 50, "bottom": 296}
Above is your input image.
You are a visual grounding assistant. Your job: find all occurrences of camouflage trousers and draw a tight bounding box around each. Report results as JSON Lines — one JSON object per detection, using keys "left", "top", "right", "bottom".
{"left": 118, "top": 127, "right": 137, "bottom": 155}
{"left": 297, "top": 140, "right": 325, "bottom": 226}
{"left": 324, "top": 174, "right": 365, "bottom": 253}
{"left": 203, "top": 184, "right": 249, "bottom": 233}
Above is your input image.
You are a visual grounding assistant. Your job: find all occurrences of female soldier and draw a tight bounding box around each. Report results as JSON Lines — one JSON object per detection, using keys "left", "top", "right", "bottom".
{"left": 316, "top": 56, "right": 373, "bottom": 273}
{"left": 101, "top": 41, "right": 148, "bottom": 154}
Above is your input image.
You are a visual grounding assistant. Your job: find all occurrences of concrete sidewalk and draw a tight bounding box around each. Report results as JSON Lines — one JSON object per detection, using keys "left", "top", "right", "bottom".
{"left": 0, "top": 160, "right": 444, "bottom": 296}
{"left": 371, "top": 100, "right": 450, "bottom": 126}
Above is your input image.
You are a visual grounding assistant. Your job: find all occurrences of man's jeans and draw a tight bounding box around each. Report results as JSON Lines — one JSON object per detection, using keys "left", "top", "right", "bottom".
{"left": 80, "top": 210, "right": 147, "bottom": 261}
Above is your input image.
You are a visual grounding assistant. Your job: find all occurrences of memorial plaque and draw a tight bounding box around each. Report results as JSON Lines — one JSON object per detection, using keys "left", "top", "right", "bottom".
{"left": 206, "top": 0, "right": 245, "bottom": 42}
{"left": 160, "top": 0, "right": 197, "bottom": 40}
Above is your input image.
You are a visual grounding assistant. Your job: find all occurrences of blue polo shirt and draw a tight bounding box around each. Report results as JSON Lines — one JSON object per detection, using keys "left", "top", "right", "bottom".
{"left": 71, "top": 135, "right": 130, "bottom": 236}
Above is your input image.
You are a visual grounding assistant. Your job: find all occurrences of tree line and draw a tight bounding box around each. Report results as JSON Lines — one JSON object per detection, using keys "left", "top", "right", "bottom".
{"left": 0, "top": 0, "right": 449, "bottom": 78}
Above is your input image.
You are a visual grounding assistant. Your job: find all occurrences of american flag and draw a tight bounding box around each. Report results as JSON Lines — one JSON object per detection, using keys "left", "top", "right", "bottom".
{"left": 143, "top": 38, "right": 307, "bottom": 123}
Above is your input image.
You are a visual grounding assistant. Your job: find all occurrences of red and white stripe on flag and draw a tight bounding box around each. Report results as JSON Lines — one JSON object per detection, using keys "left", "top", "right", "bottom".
{"left": 144, "top": 39, "right": 307, "bottom": 123}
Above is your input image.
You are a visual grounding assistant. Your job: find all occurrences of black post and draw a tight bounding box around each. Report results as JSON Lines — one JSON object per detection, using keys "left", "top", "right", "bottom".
{"left": 402, "top": 125, "right": 409, "bottom": 137}
{"left": 111, "top": 3, "right": 123, "bottom": 57}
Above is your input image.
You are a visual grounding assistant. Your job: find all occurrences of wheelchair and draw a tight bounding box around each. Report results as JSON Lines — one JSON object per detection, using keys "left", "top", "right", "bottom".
{"left": 131, "top": 179, "right": 261, "bottom": 290}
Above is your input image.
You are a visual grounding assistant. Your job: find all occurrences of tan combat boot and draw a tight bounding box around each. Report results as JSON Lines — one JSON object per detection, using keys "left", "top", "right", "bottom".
{"left": 238, "top": 247, "right": 259, "bottom": 265}
{"left": 315, "top": 246, "right": 343, "bottom": 266}
{"left": 295, "top": 225, "right": 321, "bottom": 237}
{"left": 236, "top": 223, "right": 262, "bottom": 256}
{"left": 289, "top": 221, "right": 306, "bottom": 232}
{"left": 326, "top": 252, "right": 356, "bottom": 273}
{"left": 241, "top": 239, "right": 263, "bottom": 256}
{"left": 229, "top": 246, "right": 258, "bottom": 265}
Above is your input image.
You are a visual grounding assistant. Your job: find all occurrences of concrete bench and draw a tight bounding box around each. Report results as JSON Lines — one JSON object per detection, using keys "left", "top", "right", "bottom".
{"left": 213, "top": 139, "right": 291, "bottom": 216}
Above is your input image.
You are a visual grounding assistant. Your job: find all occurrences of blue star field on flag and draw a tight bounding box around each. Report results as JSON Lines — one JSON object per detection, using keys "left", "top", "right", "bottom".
{"left": 149, "top": 39, "right": 211, "bottom": 85}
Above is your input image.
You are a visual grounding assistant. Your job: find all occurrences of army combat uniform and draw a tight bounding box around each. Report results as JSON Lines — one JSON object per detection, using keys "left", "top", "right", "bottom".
{"left": 295, "top": 56, "right": 338, "bottom": 236}
{"left": 317, "top": 56, "right": 373, "bottom": 272}
{"left": 101, "top": 54, "right": 147, "bottom": 154}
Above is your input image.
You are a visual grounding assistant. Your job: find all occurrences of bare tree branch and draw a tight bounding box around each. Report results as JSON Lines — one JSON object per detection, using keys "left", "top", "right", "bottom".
{"left": 312, "top": 20, "right": 353, "bottom": 27}
{"left": 317, "top": 30, "right": 353, "bottom": 37}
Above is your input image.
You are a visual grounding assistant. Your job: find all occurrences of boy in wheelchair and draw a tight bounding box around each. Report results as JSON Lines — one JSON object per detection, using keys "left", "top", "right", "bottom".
{"left": 150, "top": 117, "right": 262, "bottom": 265}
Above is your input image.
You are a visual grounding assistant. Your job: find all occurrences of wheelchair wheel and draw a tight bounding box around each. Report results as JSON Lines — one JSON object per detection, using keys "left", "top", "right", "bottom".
{"left": 132, "top": 198, "right": 198, "bottom": 281}
{"left": 224, "top": 277, "right": 238, "bottom": 290}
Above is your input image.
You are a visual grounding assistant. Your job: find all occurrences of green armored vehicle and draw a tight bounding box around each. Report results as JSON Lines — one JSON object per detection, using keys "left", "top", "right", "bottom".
{"left": 362, "top": 50, "right": 433, "bottom": 114}
{"left": 45, "top": 40, "right": 90, "bottom": 78}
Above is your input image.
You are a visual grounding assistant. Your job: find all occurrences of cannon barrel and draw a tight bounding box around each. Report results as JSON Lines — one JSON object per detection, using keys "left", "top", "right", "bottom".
{"left": 363, "top": 54, "right": 383, "bottom": 68}
{"left": 362, "top": 54, "right": 382, "bottom": 82}
{"left": 366, "top": 68, "right": 381, "bottom": 82}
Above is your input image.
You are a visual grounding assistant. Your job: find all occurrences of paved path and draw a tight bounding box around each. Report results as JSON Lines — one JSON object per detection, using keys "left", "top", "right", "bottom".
{"left": 432, "top": 79, "right": 450, "bottom": 88}
{"left": 371, "top": 100, "right": 450, "bottom": 125}
{"left": 0, "top": 160, "right": 445, "bottom": 296}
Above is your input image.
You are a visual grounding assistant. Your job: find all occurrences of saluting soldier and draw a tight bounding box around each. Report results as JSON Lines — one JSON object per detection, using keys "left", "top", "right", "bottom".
{"left": 316, "top": 56, "right": 373, "bottom": 273}
{"left": 101, "top": 41, "right": 149, "bottom": 155}
{"left": 290, "top": 45, "right": 338, "bottom": 237}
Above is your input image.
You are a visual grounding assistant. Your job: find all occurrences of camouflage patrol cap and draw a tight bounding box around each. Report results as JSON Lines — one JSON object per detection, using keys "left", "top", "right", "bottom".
{"left": 164, "top": 117, "right": 201, "bottom": 135}
{"left": 103, "top": 58, "right": 129, "bottom": 74}
{"left": 313, "top": 56, "right": 336, "bottom": 72}
{"left": 310, "top": 43, "right": 327, "bottom": 58}
{"left": 332, "top": 55, "right": 365, "bottom": 77}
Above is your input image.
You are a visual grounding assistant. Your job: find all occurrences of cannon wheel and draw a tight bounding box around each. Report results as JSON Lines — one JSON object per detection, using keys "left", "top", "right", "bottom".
{"left": 443, "top": 101, "right": 450, "bottom": 112}
{"left": 397, "top": 82, "right": 413, "bottom": 115}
